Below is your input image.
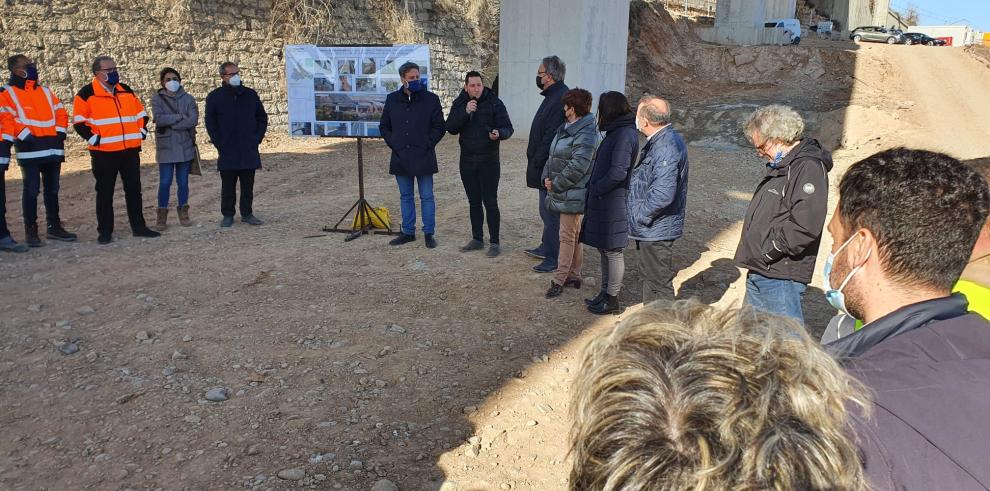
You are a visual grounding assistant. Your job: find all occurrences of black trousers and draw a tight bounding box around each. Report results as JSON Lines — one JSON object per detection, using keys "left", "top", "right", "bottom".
{"left": 220, "top": 169, "right": 255, "bottom": 217}
{"left": 0, "top": 167, "right": 9, "bottom": 238}
{"left": 91, "top": 149, "right": 147, "bottom": 236}
{"left": 460, "top": 161, "right": 500, "bottom": 243}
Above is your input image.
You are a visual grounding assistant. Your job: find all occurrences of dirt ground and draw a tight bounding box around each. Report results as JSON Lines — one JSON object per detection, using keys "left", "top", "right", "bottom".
{"left": 2, "top": 30, "right": 990, "bottom": 491}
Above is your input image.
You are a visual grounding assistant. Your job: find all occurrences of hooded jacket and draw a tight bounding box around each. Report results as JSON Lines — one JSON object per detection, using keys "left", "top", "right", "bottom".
{"left": 205, "top": 84, "right": 267, "bottom": 171}
{"left": 627, "top": 125, "right": 689, "bottom": 242}
{"left": 826, "top": 294, "right": 990, "bottom": 490}
{"left": 0, "top": 74, "right": 68, "bottom": 165}
{"left": 445, "top": 87, "right": 513, "bottom": 165}
{"left": 580, "top": 112, "right": 639, "bottom": 250}
{"left": 526, "top": 81, "right": 568, "bottom": 189}
{"left": 151, "top": 87, "right": 199, "bottom": 164}
{"left": 734, "top": 138, "right": 832, "bottom": 284}
{"left": 541, "top": 113, "right": 597, "bottom": 215}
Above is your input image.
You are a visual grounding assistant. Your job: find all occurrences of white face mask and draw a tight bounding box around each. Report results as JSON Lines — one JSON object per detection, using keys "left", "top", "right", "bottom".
{"left": 165, "top": 80, "right": 181, "bottom": 92}
{"left": 228, "top": 74, "right": 242, "bottom": 87}
{"left": 822, "top": 234, "right": 871, "bottom": 317}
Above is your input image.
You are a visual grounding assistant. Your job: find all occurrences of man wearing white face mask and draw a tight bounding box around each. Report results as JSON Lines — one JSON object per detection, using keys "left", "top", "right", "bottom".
{"left": 822, "top": 148, "right": 990, "bottom": 490}
{"left": 205, "top": 61, "right": 268, "bottom": 228}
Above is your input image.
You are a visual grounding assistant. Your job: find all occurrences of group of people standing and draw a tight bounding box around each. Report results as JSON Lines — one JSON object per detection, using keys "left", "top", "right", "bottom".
{"left": 0, "top": 54, "right": 268, "bottom": 250}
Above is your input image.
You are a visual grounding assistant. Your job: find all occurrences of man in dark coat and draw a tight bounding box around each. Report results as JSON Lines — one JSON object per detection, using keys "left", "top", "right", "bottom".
{"left": 822, "top": 148, "right": 990, "bottom": 490}
{"left": 205, "top": 61, "right": 268, "bottom": 228}
{"left": 446, "top": 71, "right": 513, "bottom": 257}
{"left": 380, "top": 62, "right": 445, "bottom": 248}
{"left": 734, "top": 105, "right": 830, "bottom": 324}
{"left": 525, "top": 55, "right": 569, "bottom": 272}
{"left": 627, "top": 97, "right": 689, "bottom": 304}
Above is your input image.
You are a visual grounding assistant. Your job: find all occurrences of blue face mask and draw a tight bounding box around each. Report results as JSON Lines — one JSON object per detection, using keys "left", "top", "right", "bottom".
{"left": 106, "top": 70, "right": 120, "bottom": 87}
{"left": 406, "top": 78, "right": 426, "bottom": 93}
{"left": 25, "top": 64, "right": 39, "bottom": 81}
{"left": 822, "top": 234, "right": 871, "bottom": 317}
{"left": 767, "top": 150, "right": 785, "bottom": 169}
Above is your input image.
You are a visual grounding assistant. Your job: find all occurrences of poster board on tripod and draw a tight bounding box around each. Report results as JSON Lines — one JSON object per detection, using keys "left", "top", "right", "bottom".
{"left": 284, "top": 44, "right": 432, "bottom": 138}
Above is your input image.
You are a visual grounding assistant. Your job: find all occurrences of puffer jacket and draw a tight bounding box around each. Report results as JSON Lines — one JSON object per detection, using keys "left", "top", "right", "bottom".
{"left": 151, "top": 87, "right": 199, "bottom": 164}
{"left": 445, "top": 87, "right": 513, "bottom": 165}
{"left": 627, "top": 125, "right": 689, "bottom": 242}
{"left": 581, "top": 112, "right": 639, "bottom": 250}
{"left": 541, "top": 113, "right": 597, "bottom": 214}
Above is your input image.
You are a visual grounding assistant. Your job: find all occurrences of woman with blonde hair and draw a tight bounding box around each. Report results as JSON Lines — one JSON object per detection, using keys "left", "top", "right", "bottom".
{"left": 569, "top": 300, "right": 869, "bottom": 491}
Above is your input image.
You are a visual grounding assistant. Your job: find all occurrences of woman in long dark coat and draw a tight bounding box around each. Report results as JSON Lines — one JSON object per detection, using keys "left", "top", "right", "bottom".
{"left": 580, "top": 91, "right": 639, "bottom": 314}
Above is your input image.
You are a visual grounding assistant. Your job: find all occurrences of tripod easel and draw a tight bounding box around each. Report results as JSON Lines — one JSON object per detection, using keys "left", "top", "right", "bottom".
{"left": 323, "top": 137, "right": 399, "bottom": 241}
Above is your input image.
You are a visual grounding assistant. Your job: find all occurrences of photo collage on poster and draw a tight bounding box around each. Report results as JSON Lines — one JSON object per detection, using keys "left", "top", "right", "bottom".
{"left": 285, "top": 45, "right": 431, "bottom": 138}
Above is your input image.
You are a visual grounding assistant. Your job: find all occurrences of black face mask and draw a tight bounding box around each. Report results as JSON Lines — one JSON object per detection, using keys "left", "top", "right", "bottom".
{"left": 536, "top": 75, "right": 545, "bottom": 91}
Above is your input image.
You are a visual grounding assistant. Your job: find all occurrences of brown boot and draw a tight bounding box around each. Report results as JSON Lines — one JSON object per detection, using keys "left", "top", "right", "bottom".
{"left": 177, "top": 205, "right": 191, "bottom": 227}
{"left": 155, "top": 208, "right": 169, "bottom": 231}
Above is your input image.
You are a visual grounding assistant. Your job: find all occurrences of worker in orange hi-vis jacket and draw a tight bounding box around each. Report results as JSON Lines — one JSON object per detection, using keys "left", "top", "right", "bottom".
{"left": 0, "top": 53, "right": 77, "bottom": 247}
{"left": 72, "top": 55, "right": 160, "bottom": 244}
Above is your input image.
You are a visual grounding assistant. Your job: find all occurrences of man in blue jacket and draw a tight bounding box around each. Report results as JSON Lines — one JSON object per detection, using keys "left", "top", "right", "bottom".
{"left": 823, "top": 148, "right": 990, "bottom": 489}
{"left": 627, "top": 97, "right": 689, "bottom": 304}
{"left": 205, "top": 62, "right": 268, "bottom": 228}
{"left": 380, "top": 62, "right": 445, "bottom": 248}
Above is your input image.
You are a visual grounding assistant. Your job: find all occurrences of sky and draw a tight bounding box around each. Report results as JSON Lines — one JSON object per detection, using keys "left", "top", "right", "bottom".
{"left": 889, "top": 0, "right": 990, "bottom": 33}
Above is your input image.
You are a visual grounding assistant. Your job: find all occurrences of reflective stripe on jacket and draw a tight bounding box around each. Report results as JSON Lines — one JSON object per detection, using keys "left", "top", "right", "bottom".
{"left": 0, "top": 79, "right": 68, "bottom": 164}
{"left": 72, "top": 78, "right": 148, "bottom": 152}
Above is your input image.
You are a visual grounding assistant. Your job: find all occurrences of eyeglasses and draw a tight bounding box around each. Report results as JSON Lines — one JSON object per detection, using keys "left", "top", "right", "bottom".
{"left": 223, "top": 71, "right": 240, "bottom": 77}
{"left": 99, "top": 67, "right": 118, "bottom": 74}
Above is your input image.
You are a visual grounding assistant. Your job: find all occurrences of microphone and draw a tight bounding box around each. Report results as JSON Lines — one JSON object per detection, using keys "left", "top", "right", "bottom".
{"left": 468, "top": 96, "right": 477, "bottom": 120}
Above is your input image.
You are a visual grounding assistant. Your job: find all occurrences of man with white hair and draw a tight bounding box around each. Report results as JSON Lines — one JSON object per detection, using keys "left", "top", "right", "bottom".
{"left": 734, "top": 105, "right": 832, "bottom": 324}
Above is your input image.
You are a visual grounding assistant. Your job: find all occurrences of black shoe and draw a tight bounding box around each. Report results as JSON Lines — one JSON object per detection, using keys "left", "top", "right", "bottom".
{"left": 0, "top": 235, "right": 28, "bottom": 253}
{"left": 584, "top": 291, "right": 607, "bottom": 306}
{"left": 533, "top": 260, "right": 557, "bottom": 273}
{"left": 133, "top": 227, "right": 161, "bottom": 238}
{"left": 98, "top": 234, "right": 113, "bottom": 245}
{"left": 524, "top": 247, "right": 546, "bottom": 260}
{"left": 25, "top": 223, "right": 43, "bottom": 247}
{"left": 425, "top": 234, "right": 438, "bottom": 249}
{"left": 588, "top": 294, "right": 622, "bottom": 315}
{"left": 486, "top": 243, "right": 501, "bottom": 258}
{"left": 46, "top": 222, "right": 78, "bottom": 242}
{"left": 564, "top": 277, "right": 582, "bottom": 289}
{"left": 461, "top": 239, "right": 484, "bottom": 252}
{"left": 389, "top": 233, "right": 416, "bottom": 246}
{"left": 545, "top": 281, "right": 564, "bottom": 298}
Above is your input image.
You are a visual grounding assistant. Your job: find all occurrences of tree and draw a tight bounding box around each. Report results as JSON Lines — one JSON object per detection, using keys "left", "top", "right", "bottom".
{"left": 900, "top": 3, "right": 921, "bottom": 26}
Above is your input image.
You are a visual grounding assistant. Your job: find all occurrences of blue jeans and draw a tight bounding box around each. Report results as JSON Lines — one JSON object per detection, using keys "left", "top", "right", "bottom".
{"left": 396, "top": 174, "right": 435, "bottom": 235}
{"left": 21, "top": 160, "right": 61, "bottom": 225}
{"left": 744, "top": 272, "right": 807, "bottom": 324}
{"left": 538, "top": 188, "right": 560, "bottom": 262}
{"left": 158, "top": 161, "right": 191, "bottom": 208}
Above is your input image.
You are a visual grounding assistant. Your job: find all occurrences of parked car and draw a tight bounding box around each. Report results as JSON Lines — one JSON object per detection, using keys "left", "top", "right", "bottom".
{"left": 850, "top": 26, "right": 905, "bottom": 44}
{"left": 903, "top": 32, "right": 938, "bottom": 45}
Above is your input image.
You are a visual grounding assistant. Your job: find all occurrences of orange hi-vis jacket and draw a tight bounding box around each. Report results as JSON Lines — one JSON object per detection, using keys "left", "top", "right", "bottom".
{"left": 72, "top": 78, "right": 148, "bottom": 153}
{"left": 0, "top": 78, "right": 69, "bottom": 165}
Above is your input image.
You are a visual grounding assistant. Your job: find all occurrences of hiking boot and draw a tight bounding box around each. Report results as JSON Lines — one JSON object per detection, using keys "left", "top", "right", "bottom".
{"left": 564, "top": 276, "right": 582, "bottom": 289}
{"left": 46, "top": 222, "right": 77, "bottom": 242}
{"left": 241, "top": 214, "right": 264, "bottom": 226}
{"left": 461, "top": 239, "right": 484, "bottom": 252}
{"left": 584, "top": 291, "right": 607, "bottom": 307}
{"left": 24, "top": 223, "right": 43, "bottom": 247}
{"left": 97, "top": 234, "right": 113, "bottom": 245}
{"left": 588, "top": 294, "right": 622, "bottom": 315}
{"left": 486, "top": 243, "right": 501, "bottom": 258}
{"left": 155, "top": 208, "right": 169, "bottom": 231}
{"left": 133, "top": 227, "right": 161, "bottom": 238}
{"left": 0, "top": 235, "right": 28, "bottom": 253}
{"left": 221, "top": 215, "right": 235, "bottom": 228}
{"left": 533, "top": 260, "right": 557, "bottom": 273}
{"left": 389, "top": 233, "right": 416, "bottom": 246}
{"left": 545, "top": 281, "right": 564, "bottom": 298}
{"left": 425, "top": 233, "right": 438, "bottom": 249}
{"left": 177, "top": 205, "right": 191, "bottom": 226}
{"left": 524, "top": 247, "right": 546, "bottom": 260}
